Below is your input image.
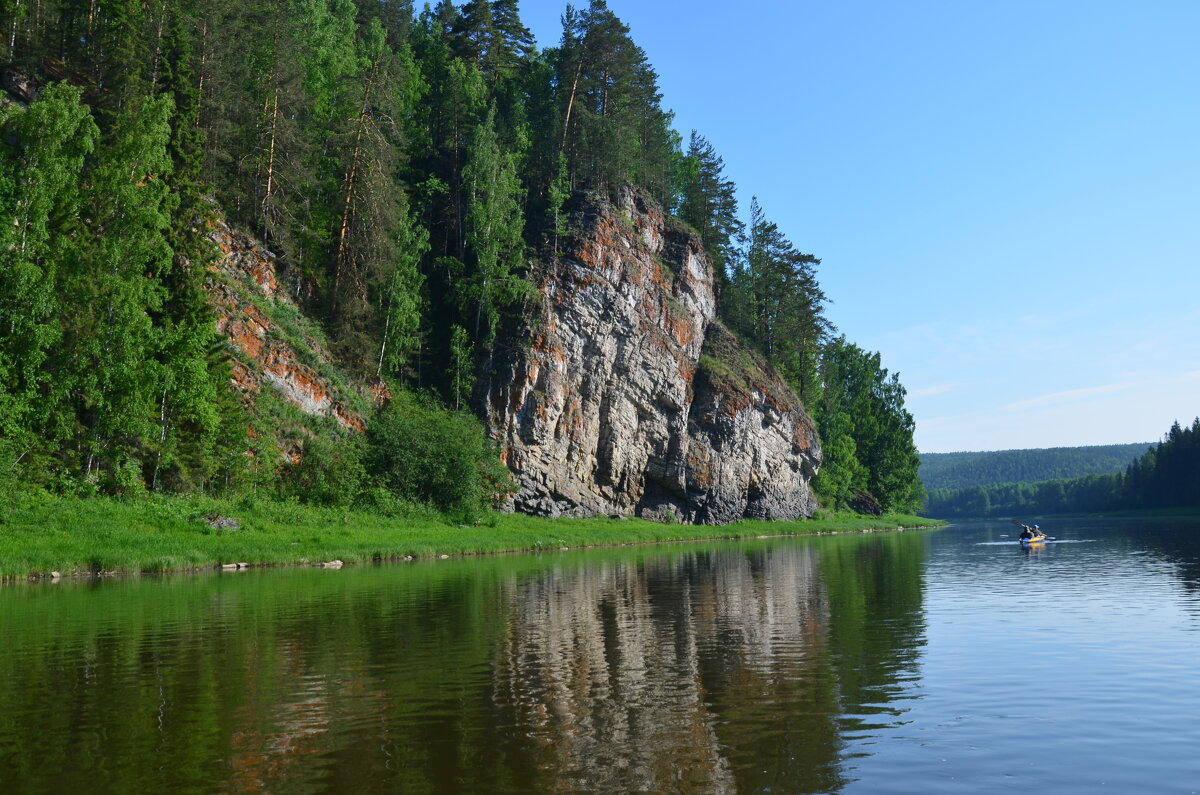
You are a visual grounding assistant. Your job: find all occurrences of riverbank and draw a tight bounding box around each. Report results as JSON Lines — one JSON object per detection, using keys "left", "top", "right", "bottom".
{"left": 0, "top": 494, "right": 943, "bottom": 582}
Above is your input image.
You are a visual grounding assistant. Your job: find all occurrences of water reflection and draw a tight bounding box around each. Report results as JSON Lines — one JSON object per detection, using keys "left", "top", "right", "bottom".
{"left": 494, "top": 546, "right": 841, "bottom": 792}
{"left": 0, "top": 533, "right": 930, "bottom": 793}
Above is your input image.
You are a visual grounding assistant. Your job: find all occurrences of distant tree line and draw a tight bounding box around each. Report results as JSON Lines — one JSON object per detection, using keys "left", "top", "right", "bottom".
{"left": 1, "top": 0, "right": 922, "bottom": 515}
{"left": 925, "top": 419, "right": 1200, "bottom": 518}
{"left": 919, "top": 443, "right": 1152, "bottom": 492}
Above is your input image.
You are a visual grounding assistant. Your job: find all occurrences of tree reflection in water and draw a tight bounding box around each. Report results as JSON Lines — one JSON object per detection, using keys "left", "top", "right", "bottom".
{"left": 0, "top": 532, "right": 929, "bottom": 793}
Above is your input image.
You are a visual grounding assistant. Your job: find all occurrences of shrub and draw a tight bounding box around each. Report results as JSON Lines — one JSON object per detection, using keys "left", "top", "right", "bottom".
{"left": 364, "top": 390, "right": 514, "bottom": 521}
{"left": 278, "top": 432, "right": 366, "bottom": 507}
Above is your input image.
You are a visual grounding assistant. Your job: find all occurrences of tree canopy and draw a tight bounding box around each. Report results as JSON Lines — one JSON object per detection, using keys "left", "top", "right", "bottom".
{"left": 2, "top": 0, "right": 924, "bottom": 516}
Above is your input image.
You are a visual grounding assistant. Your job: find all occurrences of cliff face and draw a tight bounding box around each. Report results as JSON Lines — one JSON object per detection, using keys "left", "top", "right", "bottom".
{"left": 488, "top": 189, "right": 821, "bottom": 524}
{"left": 204, "top": 192, "right": 818, "bottom": 523}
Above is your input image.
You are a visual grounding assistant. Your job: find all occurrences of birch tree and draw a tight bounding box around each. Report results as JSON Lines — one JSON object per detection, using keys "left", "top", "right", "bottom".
{"left": 461, "top": 104, "right": 529, "bottom": 354}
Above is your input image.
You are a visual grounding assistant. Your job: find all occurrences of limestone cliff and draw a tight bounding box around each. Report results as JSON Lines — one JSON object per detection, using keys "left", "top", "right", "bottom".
{"left": 487, "top": 189, "right": 821, "bottom": 523}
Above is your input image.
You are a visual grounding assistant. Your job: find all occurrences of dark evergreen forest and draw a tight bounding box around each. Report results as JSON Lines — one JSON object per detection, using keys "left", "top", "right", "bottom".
{"left": 0, "top": 0, "right": 923, "bottom": 516}
{"left": 925, "top": 419, "right": 1199, "bottom": 519}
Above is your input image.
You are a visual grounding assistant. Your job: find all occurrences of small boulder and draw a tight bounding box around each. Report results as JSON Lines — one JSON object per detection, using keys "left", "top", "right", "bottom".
{"left": 849, "top": 489, "right": 883, "bottom": 517}
{"left": 203, "top": 514, "right": 241, "bottom": 531}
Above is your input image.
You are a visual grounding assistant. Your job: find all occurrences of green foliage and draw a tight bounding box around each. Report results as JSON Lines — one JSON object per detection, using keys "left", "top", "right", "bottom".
{"left": 364, "top": 389, "right": 512, "bottom": 520}
{"left": 279, "top": 431, "right": 366, "bottom": 507}
{"left": 677, "top": 131, "right": 742, "bottom": 274}
{"left": 724, "top": 198, "right": 830, "bottom": 407}
{"left": 817, "top": 338, "right": 924, "bottom": 514}
{"left": 447, "top": 324, "right": 476, "bottom": 410}
{"left": 0, "top": 83, "right": 98, "bottom": 455}
{"left": 461, "top": 104, "right": 531, "bottom": 351}
{"left": 813, "top": 409, "right": 869, "bottom": 510}
{"left": 555, "top": 0, "right": 679, "bottom": 205}
{"left": 377, "top": 202, "right": 430, "bottom": 381}
{"left": 328, "top": 18, "right": 426, "bottom": 374}
{"left": 2, "top": 0, "right": 927, "bottom": 530}
{"left": 927, "top": 474, "right": 1121, "bottom": 519}
{"left": 545, "top": 150, "right": 570, "bottom": 256}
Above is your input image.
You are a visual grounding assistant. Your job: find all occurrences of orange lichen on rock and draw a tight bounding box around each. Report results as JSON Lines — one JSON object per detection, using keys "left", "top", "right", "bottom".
{"left": 369, "top": 379, "right": 390, "bottom": 407}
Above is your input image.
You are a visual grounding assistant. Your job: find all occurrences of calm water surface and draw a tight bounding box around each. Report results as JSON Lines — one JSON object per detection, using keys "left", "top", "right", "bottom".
{"left": 2, "top": 517, "right": 1199, "bottom": 793}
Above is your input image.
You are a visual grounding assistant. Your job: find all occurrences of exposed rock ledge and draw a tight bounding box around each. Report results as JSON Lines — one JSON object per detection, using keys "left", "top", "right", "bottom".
{"left": 206, "top": 217, "right": 373, "bottom": 432}
{"left": 487, "top": 188, "right": 821, "bottom": 524}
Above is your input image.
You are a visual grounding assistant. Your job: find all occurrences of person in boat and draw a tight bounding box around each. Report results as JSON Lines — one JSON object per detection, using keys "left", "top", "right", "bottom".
{"left": 1019, "top": 523, "right": 1039, "bottom": 541}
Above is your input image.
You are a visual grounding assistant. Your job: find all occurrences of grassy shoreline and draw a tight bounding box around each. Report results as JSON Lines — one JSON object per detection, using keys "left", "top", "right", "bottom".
{"left": 0, "top": 494, "right": 944, "bottom": 582}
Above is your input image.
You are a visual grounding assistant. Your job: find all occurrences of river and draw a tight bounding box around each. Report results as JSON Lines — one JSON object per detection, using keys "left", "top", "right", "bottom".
{"left": 1, "top": 516, "right": 1198, "bottom": 793}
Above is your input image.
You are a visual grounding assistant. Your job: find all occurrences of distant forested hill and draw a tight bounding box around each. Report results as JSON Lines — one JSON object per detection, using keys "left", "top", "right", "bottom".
{"left": 919, "top": 444, "right": 1152, "bottom": 491}
{"left": 923, "top": 420, "right": 1198, "bottom": 519}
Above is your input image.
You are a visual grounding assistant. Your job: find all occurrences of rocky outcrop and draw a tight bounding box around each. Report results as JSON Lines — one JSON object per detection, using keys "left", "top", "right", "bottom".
{"left": 487, "top": 189, "right": 821, "bottom": 524}
{"left": 206, "top": 217, "right": 373, "bottom": 431}
{"left": 685, "top": 323, "right": 821, "bottom": 523}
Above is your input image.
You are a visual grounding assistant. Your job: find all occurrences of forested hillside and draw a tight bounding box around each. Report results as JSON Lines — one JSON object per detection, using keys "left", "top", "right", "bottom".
{"left": 924, "top": 420, "right": 1198, "bottom": 519}
{"left": 919, "top": 443, "right": 1151, "bottom": 491}
{"left": 1, "top": 0, "right": 923, "bottom": 518}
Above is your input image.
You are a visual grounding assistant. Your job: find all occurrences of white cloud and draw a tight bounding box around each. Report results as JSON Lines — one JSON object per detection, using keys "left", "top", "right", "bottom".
{"left": 915, "top": 369, "right": 1200, "bottom": 452}
{"left": 909, "top": 382, "right": 960, "bottom": 399}
{"left": 1001, "top": 382, "right": 1136, "bottom": 413}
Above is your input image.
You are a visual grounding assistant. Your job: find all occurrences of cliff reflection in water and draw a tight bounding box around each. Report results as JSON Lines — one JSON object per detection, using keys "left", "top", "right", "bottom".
{"left": 489, "top": 547, "right": 835, "bottom": 795}
{"left": 490, "top": 536, "right": 927, "bottom": 793}
{"left": 0, "top": 533, "right": 928, "bottom": 793}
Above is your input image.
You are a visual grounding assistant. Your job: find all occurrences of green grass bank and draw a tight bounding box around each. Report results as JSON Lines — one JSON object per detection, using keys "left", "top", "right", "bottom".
{"left": 0, "top": 494, "right": 943, "bottom": 582}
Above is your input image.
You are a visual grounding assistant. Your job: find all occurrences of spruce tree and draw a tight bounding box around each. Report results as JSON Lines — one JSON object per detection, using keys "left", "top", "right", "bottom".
{"left": 819, "top": 338, "right": 923, "bottom": 513}
{"left": 330, "top": 17, "right": 412, "bottom": 362}
{"left": 678, "top": 131, "right": 742, "bottom": 275}
{"left": 377, "top": 202, "right": 429, "bottom": 383}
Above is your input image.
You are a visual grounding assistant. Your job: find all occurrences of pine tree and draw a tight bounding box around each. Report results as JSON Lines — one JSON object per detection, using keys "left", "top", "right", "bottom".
{"left": 450, "top": 0, "right": 496, "bottom": 66}
{"left": 554, "top": 0, "right": 676, "bottom": 200}
{"left": 488, "top": 0, "right": 535, "bottom": 77}
{"left": 351, "top": 0, "right": 413, "bottom": 48}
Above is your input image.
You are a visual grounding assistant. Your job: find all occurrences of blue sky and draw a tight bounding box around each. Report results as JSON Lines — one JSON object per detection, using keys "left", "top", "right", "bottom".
{"left": 512, "top": 0, "right": 1200, "bottom": 452}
